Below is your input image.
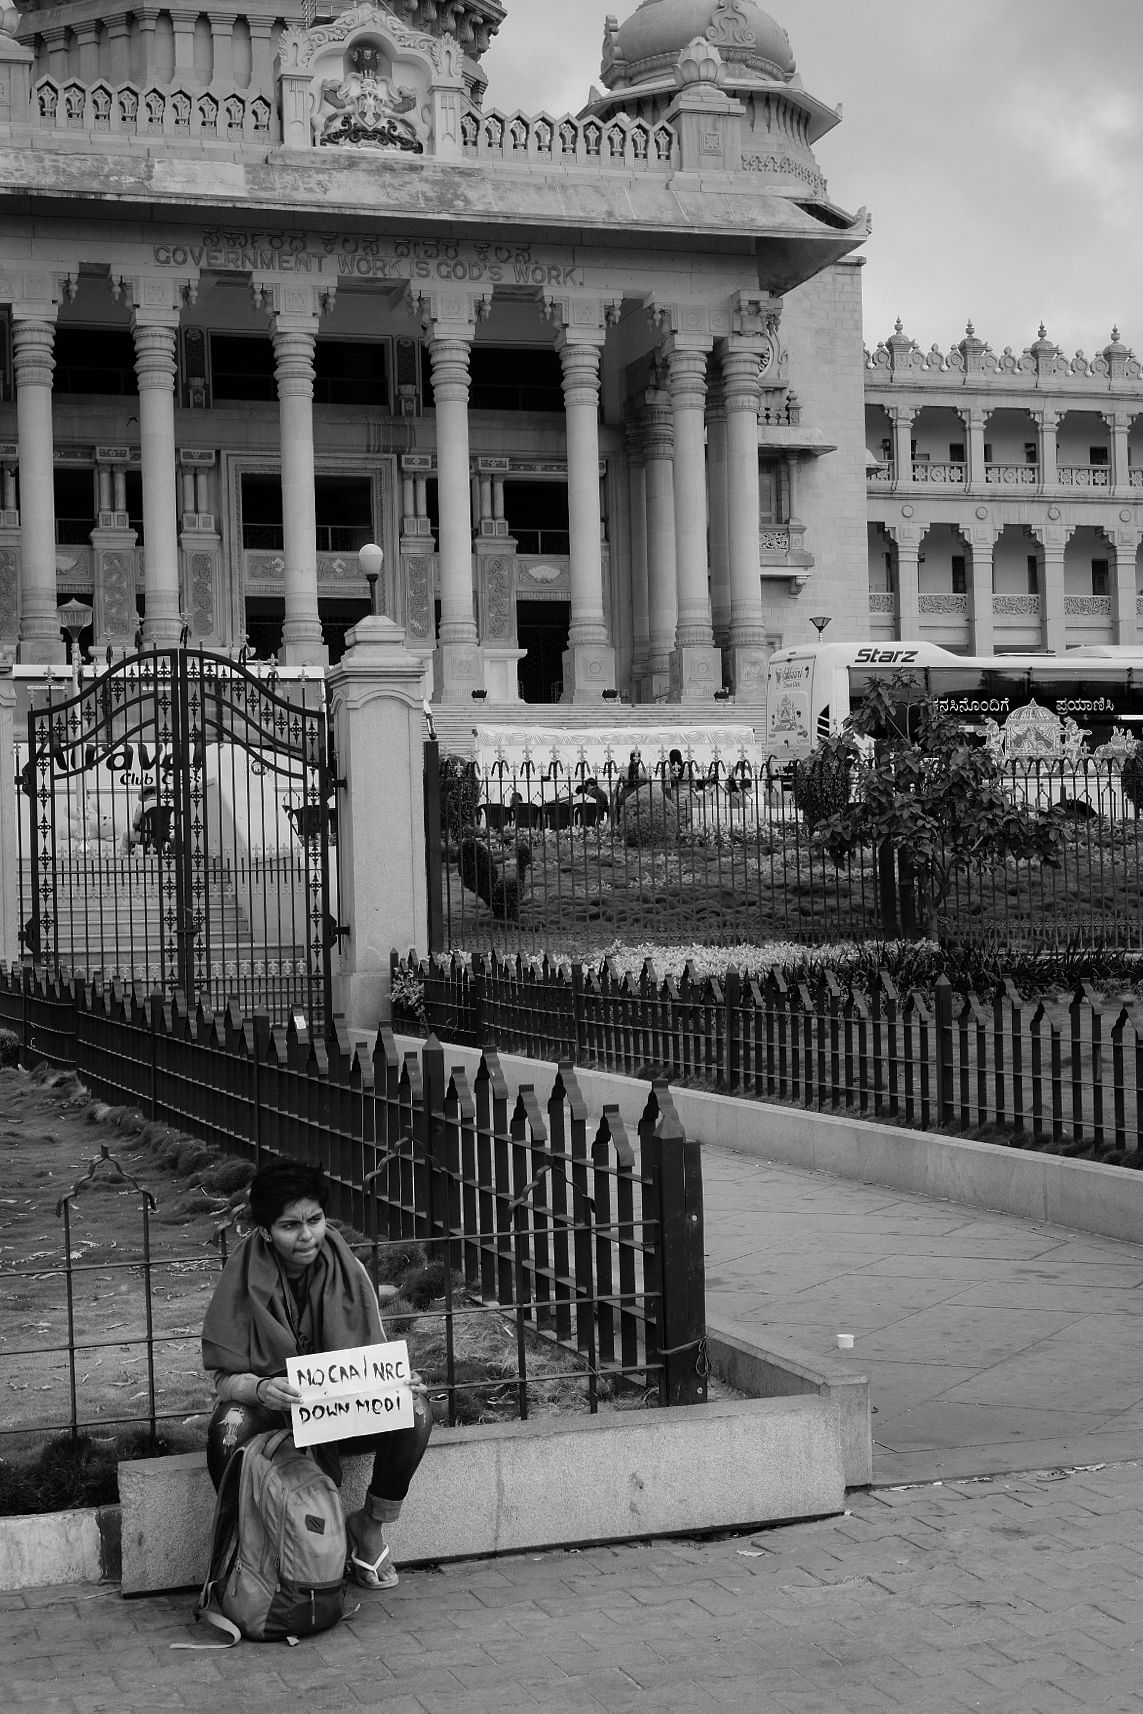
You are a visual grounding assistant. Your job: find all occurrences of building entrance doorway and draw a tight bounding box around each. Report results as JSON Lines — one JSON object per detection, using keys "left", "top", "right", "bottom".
{"left": 517, "top": 600, "right": 569, "bottom": 703}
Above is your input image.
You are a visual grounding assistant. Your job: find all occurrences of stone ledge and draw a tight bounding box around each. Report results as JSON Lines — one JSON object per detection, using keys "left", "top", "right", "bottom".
{"left": 116, "top": 1392, "right": 846, "bottom": 1595}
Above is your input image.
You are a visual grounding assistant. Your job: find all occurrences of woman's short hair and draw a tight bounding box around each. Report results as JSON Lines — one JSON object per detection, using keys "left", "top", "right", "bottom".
{"left": 249, "top": 1160, "right": 329, "bottom": 1229}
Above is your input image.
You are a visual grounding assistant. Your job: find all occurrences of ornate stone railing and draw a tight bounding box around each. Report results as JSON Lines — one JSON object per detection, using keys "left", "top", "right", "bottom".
{"left": 34, "top": 78, "right": 277, "bottom": 143}
{"left": 759, "top": 529, "right": 791, "bottom": 553}
{"left": 1131, "top": 470, "right": 1143, "bottom": 488}
{"left": 461, "top": 108, "right": 674, "bottom": 172}
{"left": 243, "top": 550, "right": 369, "bottom": 588}
{"left": 911, "top": 461, "right": 966, "bottom": 484}
{"left": 918, "top": 593, "right": 969, "bottom": 614}
{"left": 868, "top": 592, "right": 896, "bottom": 613}
{"left": 1064, "top": 596, "right": 1113, "bottom": 616}
{"left": 992, "top": 594, "right": 1041, "bottom": 615}
{"left": 867, "top": 461, "right": 893, "bottom": 482}
{"left": 1058, "top": 467, "right": 1111, "bottom": 488}
{"left": 986, "top": 464, "right": 1038, "bottom": 486}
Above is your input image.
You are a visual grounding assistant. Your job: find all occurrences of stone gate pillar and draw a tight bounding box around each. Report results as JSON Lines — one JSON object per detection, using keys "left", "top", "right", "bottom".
{"left": 326, "top": 615, "right": 428, "bottom": 1033}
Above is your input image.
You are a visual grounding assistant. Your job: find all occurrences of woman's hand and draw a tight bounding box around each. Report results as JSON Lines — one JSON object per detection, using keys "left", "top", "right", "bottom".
{"left": 257, "top": 1375, "right": 302, "bottom": 1412}
{"left": 408, "top": 1370, "right": 429, "bottom": 1401}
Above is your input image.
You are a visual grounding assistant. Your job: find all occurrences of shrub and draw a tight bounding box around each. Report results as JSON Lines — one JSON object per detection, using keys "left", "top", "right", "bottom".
{"left": 791, "top": 744, "right": 854, "bottom": 829}
{"left": 620, "top": 785, "right": 679, "bottom": 849}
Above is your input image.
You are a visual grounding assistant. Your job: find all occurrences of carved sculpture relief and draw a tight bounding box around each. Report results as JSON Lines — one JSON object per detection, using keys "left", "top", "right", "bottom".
{"left": 404, "top": 554, "right": 432, "bottom": 639}
{"left": 316, "top": 47, "right": 424, "bottom": 152}
{"left": 483, "top": 558, "right": 511, "bottom": 638}
{"left": 0, "top": 548, "right": 17, "bottom": 637}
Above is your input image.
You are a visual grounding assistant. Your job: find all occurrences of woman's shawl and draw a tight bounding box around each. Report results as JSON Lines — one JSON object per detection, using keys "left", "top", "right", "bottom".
{"left": 202, "top": 1224, "right": 384, "bottom": 1378}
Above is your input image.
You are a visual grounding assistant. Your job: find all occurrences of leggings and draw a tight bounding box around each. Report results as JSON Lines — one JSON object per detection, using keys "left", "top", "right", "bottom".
{"left": 206, "top": 1389, "right": 433, "bottom": 1496}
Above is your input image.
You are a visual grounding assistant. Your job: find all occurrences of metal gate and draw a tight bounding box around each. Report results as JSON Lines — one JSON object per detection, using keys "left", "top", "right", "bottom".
{"left": 22, "top": 648, "right": 336, "bottom": 1034}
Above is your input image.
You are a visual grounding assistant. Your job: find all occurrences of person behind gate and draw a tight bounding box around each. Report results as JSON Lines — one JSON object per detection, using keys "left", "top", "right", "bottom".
{"left": 201, "top": 1160, "right": 432, "bottom": 1589}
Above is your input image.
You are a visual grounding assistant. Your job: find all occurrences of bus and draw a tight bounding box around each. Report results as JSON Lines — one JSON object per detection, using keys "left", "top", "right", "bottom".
{"left": 765, "top": 642, "right": 1143, "bottom": 765}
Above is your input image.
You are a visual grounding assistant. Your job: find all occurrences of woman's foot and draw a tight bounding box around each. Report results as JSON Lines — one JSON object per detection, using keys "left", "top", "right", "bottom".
{"left": 345, "top": 1514, "right": 399, "bottom": 1589}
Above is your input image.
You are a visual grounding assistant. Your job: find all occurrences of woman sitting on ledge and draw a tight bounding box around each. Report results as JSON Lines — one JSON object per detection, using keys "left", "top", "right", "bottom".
{"left": 201, "top": 1159, "right": 432, "bottom": 1590}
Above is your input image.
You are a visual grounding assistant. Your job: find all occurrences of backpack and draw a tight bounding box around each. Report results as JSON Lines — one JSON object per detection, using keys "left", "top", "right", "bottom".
{"left": 180, "top": 1429, "right": 350, "bottom": 1648}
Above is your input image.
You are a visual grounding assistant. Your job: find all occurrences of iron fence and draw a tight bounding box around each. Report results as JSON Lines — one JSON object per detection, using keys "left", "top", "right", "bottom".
{"left": 17, "top": 647, "right": 337, "bottom": 1034}
{"left": 393, "top": 949, "right": 1143, "bottom": 1157}
{"left": 0, "top": 964, "right": 706, "bottom": 1452}
{"left": 426, "top": 748, "right": 1143, "bottom": 956}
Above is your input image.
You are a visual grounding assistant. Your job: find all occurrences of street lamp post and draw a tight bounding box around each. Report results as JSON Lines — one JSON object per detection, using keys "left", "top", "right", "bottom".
{"left": 358, "top": 543, "right": 384, "bottom": 617}
{"left": 810, "top": 615, "right": 832, "bottom": 640}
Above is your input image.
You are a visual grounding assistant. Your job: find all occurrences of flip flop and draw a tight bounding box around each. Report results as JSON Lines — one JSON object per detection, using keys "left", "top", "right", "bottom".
{"left": 346, "top": 1525, "right": 399, "bottom": 1590}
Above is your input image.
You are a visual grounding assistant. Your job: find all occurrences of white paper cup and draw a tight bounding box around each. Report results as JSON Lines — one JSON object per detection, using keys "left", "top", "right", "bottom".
{"left": 836, "top": 1333, "right": 855, "bottom": 1349}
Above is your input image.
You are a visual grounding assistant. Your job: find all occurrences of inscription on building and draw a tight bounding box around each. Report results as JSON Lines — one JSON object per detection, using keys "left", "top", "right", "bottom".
{"left": 152, "top": 232, "right": 586, "bottom": 288}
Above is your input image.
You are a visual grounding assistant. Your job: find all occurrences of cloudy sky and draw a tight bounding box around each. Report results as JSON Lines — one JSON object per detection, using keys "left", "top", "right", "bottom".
{"left": 482, "top": 0, "right": 1143, "bottom": 362}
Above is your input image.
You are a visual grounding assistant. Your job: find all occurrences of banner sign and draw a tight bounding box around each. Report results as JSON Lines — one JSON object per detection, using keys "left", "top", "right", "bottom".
{"left": 285, "top": 1339, "right": 413, "bottom": 1447}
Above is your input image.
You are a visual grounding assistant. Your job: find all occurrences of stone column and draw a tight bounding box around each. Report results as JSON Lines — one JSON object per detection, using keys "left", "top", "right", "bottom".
{"left": 1039, "top": 528, "right": 1066, "bottom": 652}
{"left": 721, "top": 338, "right": 770, "bottom": 695}
{"left": 890, "top": 404, "right": 914, "bottom": 488}
{"left": 272, "top": 322, "right": 324, "bottom": 664}
{"left": 642, "top": 387, "right": 677, "bottom": 699}
{"left": 968, "top": 529, "right": 996, "bottom": 656}
{"left": 131, "top": 313, "right": 183, "bottom": 645}
{"left": 1113, "top": 536, "right": 1139, "bottom": 645}
{"left": 894, "top": 534, "right": 921, "bottom": 640}
{"left": 966, "top": 407, "right": 987, "bottom": 490}
{"left": 665, "top": 337, "right": 720, "bottom": 700}
{"left": 1107, "top": 410, "right": 1132, "bottom": 492}
{"left": 326, "top": 617, "right": 429, "bottom": 1032}
{"left": 12, "top": 315, "right": 64, "bottom": 663}
{"left": 0, "top": 670, "right": 18, "bottom": 964}
{"left": 169, "top": 7, "right": 198, "bottom": 81}
{"left": 474, "top": 456, "right": 522, "bottom": 702}
{"left": 1036, "top": 409, "right": 1059, "bottom": 487}
{"left": 624, "top": 412, "right": 650, "bottom": 701}
{"left": 178, "top": 449, "right": 222, "bottom": 646}
{"left": 543, "top": 294, "right": 618, "bottom": 701}
{"left": 212, "top": 19, "right": 234, "bottom": 86}
{"left": 398, "top": 451, "right": 436, "bottom": 689}
{"left": 412, "top": 287, "right": 491, "bottom": 701}
{"left": 92, "top": 445, "right": 139, "bottom": 654}
{"left": 706, "top": 367, "right": 730, "bottom": 647}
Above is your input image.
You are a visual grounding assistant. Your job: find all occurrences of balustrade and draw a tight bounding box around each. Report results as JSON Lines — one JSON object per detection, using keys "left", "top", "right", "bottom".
{"left": 911, "top": 461, "right": 966, "bottom": 484}
{"left": 460, "top": 108, "right": 674, "bottom": 172}
{"left": 35, "top": 78, "right": 275, "bottom": 143}
{"left": 986, "top": 464, "right": 1039, "bottom": 486}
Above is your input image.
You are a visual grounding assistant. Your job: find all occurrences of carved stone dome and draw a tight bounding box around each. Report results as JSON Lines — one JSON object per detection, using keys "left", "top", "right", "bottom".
{"left": 606, "top": 0, "right": 796, "bottom": 88}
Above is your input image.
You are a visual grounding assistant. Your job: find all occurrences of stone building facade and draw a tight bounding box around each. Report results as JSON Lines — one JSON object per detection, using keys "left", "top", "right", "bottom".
{"left": 0, "top": 0, "right": 871, "bottom": 705}
{"left": 865, "top": 321, "right": 1143, "bottom": 655}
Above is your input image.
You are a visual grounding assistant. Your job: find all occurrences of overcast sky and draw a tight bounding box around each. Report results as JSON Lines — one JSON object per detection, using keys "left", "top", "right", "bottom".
{"left": 481, "top": 0, "right": 1143, "bottom": 362}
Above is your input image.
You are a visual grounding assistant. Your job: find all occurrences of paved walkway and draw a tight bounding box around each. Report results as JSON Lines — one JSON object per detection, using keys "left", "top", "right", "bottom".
{"left": 10, "top": 1133, "right": 1143, "bottom": 1712}
{"left": 8, "top": 1461, "right": 1143, "bottom": 1713}
{"left": 700, "top": 1143, "right": 1143, "bottom": 1485}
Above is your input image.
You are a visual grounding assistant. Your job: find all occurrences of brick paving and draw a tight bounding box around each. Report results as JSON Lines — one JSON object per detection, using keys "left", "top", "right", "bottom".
{"left": 6, "top": 1461, "right": 1143, "bottom": 1713}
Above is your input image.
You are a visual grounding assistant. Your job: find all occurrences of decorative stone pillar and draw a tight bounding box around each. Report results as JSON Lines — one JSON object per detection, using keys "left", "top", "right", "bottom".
{"left": 474, "top": 456, "right": 522, "bottom": 702}
{"left": 178, "top": 449, "right": 222, "bottom": 646}
{"left": 720, "top": 337, "right": 769, "bottom": 694}
{"left": 0, "top": 22, "right": 33, "bottom": 126}
{"left": 131, "top": 312, "right": 183, "bottom": 646}
{"left": 706, "top": 368, "right": 730, "bottom": 646}
{"left": 411, "top": 286, "right": 492, "bottom": 702}
{"left": 12, "top": 315, "right": 63, "bottom": 663}
{"left": 968, "top": 526, "right": 996, "bottom": 656}
{"left": 641, "top": 385, "right": 677, "bottom": 699}
{"left": 966, "top": 408, "right": 988, "bottom": 490}
{"left": 665, "top": 337, "right": 720, "bottom": 700}
{"left": 326, "top": 617, "right": 428, "bottom": 1032}
{"left": 1106, "top": 410, "right": 1132, "bottom": 492}
{"left": 1038, "top": 526, "right": 1066, "bottom": 652}
{"left": 92, "top": 445, "right": 139, "bottom": 654}
{"left": 169, "top": 8, "right": 199, "bottom": 81}
{"left": 890, "top": 529, "right": 921, "bottom": 640}
{"left": 0, "top": 445, "right": 21, "bottom": 652}
{"left": 398, "top": 451, "right": 436, "bottom": 691}
{"left": 258, "top": 278, "right": 335, "bottom": 665}
{"left": 1113, "top": 535, "right": 1139, "bottom": 646}
{"left": 1036, "top": 409, "right": 1059, "bottom": 487}
{"left": 624, "top": 411, "right": 650, "bottom": 701}
{"left": 543, "top": 294, "right": 618, "bottom": 701}
{"left": 272, "top": 322, "right": 324, "bottom": 664}
{"left": 890, "top": 404, "right": 914, "bottom": 488}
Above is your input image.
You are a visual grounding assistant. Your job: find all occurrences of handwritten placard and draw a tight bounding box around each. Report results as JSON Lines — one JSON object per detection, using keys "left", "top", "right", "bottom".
{"left": 285, "top": 1340, "right": 414, "bottom": 1447}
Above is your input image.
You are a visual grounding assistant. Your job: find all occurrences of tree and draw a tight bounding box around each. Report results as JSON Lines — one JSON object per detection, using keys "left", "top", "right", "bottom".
{"left": 810, "top": 673, "right": 1066, "bottom": 939}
